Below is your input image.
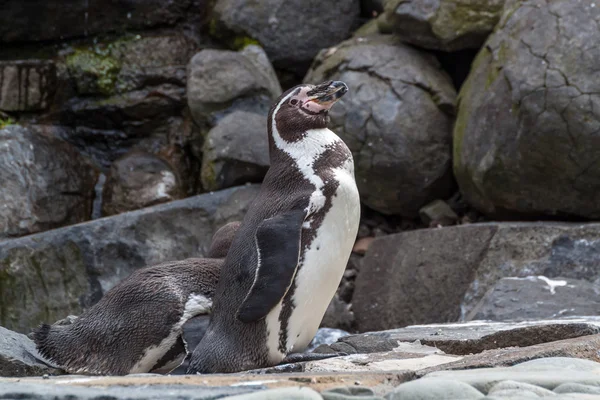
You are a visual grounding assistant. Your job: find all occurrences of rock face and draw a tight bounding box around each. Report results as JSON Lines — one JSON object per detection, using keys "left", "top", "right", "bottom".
{"left": 353, "top": 222, "right": 600, "bottom": 332}
{"left": 201, "top": 111, "right": 269, "bottom": 191}
{"left": 187, "top": 45, "right": 281, "bottom": 128}
{"left": 210, "top": 0, "right": 360, "bottom": 71}
{"left": 0, "top": 61, "right": 57, "bottom": 111}
{"left": 454, "top": 0, "right": 600, "bottom": 219}
{"left": 304, "top": 35, "right": 456, "bottom": 217}
{"left": 0, "top": 0, "right": 199, "bottom": 43}
{"left": 472, "top": 276, "right": 600, "bottom": 321}
{"left": 102, "top": 151, "right": 183, "bottom": 216}
{"left": 0, "top": 326, "right": 62, "bottom": 377}
{"left": 0, "top": 184, "right": 260, "bottom": 333}
{"left": 0, "top": 125, "right": 98, "bottom": 239}
{"left": 382, "top": 0, "right": 505, "bottom": 51}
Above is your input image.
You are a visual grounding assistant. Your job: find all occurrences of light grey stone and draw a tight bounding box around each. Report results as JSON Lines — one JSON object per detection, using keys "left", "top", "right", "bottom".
{"left": 489, "top": 381, "right": 556, "bottom": 397}
{"left": 225, "top": 387, "right": 323, "bottom": 400}
{"left": 0, "top": 326, "right": 62, "bottom": 377}
{"left": 512, "top": 358, "right": 600, "bottom": 372}
{"left": 386, "top": 378, "right": 484, "bottom": 400}
{"left": 554, "top": 383, "right": 600, "bottom": 395}
{"left": 0, "top": 61, "right": 56, "bottom": 111}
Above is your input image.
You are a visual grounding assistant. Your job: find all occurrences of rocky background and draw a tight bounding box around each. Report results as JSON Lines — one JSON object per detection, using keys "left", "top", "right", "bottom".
{"left": 1, "top": 0, "right": 600, "bottom": 368}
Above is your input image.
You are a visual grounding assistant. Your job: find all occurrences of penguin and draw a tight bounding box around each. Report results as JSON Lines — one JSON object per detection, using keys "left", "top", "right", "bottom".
{"left": 187, "top": 80, "right": 360, "bottom": 374}
{"left": 32, "top": 221, "right": 241, "bottom": 376}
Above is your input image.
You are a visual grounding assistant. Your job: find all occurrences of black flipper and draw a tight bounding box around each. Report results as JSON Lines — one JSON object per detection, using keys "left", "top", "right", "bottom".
{"left": 237, "top": 209, "right": 306, "bottom": 323}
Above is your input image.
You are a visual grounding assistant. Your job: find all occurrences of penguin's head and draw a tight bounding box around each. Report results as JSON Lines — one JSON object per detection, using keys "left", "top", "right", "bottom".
{"left": 268, "top": 80, "right": 348, "bottom": 140}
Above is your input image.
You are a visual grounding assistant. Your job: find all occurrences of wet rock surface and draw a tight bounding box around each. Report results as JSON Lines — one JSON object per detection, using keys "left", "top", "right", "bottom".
{"left": 0, "top": 125, "right": 98, "bottom": 239}
{"left": 187, "top": 45, "right": 281, "bottom": 129}
{"left": 454, "top": 0, "right": 600, "bottom": 219}
{"left": 201, "top": 111, "right": 269, "bottom": 191}
{"left": 382, "top": 0, "right": 505, "bottom": 51}
{"left": 0, "top": 60, "right": 57, "bottom": 112}
{"left": 0, "top": 184, "right": 259, "bottom": 333}
{"left": 305, "top": 35, "right": 456, "bottom": 217}
{"left": 210, "top": 0, "right": 361, "bottom": 72}
{"left": 353, "top": 222, "right": 600, "bottom": 331}
{"left": 102, "top": 151, "right": 183, "bottom": 216}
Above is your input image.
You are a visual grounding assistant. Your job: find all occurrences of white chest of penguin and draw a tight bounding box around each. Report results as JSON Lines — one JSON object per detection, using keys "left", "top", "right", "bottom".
{"left": 266, "top": 128, "right": 361, "bottom": 361}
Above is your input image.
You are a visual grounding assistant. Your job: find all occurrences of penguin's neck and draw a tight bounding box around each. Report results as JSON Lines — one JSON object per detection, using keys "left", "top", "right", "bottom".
{"left": 270, "top": 127, "right": 340, "bottom": 170}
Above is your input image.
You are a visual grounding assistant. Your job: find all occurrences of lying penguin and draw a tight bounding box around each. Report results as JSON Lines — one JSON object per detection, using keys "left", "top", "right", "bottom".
{"left": 33, "top": 221, "right": 240, "bottom": 376}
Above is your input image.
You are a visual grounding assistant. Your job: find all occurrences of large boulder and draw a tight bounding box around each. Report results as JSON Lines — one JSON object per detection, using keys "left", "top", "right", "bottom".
{"left": 210, "top": 0, "right": 360, "bottom": 71}
{"left": 353, "top": 222, "right": 600, "bottom": 332}
{"left": 0, "top": 0, "right": 200, "bottom": 43}
{"left": 0, "top": 60, "right": 57, "bottom": 112}
{"left": 454, "top": 0, "right": 600, "bottom": 219}
{"left": 0, "top": 125, "right": 98, "bottom": 239}
{"left": 201, "top": 111, "right": 269, "bottom": 191}
{"left": 187, "top": 45, "right": 281, "bottom": 129}
{"left": 304, "top": 35, "right": 456, "bottom": 217}
{"left": 0, "top": 184, "right": 260, "bottom": 333}
{"left": 382, "top": 0, "right": 505, "bottom": 51}
{"left": 102, "top": 151, "right": 183, "bottom": 216}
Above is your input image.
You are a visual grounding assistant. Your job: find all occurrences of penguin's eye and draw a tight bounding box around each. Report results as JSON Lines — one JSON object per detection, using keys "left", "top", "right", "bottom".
{"left": 290, "top": 99, "right": 298, "bottom": 105}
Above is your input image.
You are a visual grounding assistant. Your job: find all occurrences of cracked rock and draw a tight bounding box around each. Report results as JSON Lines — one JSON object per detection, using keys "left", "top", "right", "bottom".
{"left": 382, "top": 0, "right": 505, "bottom": 51}
{"left": 454, "top": 0, "right": 600, "bottom": 219}
{"left": 304, "top": 35, "right": 457, "bottom": 217}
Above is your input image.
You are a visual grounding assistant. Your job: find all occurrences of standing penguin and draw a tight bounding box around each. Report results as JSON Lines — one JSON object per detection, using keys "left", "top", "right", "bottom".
{"left": 187, "top": 80, "right": 360, "bottom": 374}
{"left": 33, "top": 221, "right": 241, "bottom": 376}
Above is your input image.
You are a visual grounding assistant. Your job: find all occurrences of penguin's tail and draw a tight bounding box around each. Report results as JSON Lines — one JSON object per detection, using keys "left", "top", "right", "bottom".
{"left": 32, "top": 323, "right": 75, "bottom": 371}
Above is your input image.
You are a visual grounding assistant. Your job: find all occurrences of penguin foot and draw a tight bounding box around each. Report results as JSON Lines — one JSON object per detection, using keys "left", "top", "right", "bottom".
{"left": 280, "top": 351, "right": 347, "bottom": 365}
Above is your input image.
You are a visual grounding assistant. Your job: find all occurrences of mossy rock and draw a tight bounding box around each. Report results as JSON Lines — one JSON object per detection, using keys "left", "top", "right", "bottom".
{"left": 66, "top": 48, "right": 121, "bottom": 96}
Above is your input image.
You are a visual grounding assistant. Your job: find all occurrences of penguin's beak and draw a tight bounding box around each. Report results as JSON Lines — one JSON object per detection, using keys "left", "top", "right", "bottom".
{"left": 306, "top": 81, "right": 348, "bottom": 109}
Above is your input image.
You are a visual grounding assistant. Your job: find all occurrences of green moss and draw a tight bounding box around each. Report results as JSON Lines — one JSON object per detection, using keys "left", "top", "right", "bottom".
{"left": 0, "top": 116, "right": 15, "bottom": 129}
{"left": 66, "top": 48, "right": 121, "bottom": 96}
{"left": 231, "top": 36, "right": 260, "bottom": 50}
{"left": 208, "top": 14, "right": 261, "bottom": 51}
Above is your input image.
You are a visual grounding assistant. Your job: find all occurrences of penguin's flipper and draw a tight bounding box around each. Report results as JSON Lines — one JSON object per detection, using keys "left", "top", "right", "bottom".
{"left": 237, "top": 209, "right": 306, "bottom": 323}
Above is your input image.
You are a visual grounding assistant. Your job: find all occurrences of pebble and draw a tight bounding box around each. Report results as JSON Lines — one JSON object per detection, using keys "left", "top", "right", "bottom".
{"left": 385, "top": 378, "right": 484, "bottom": 400}
{"left": 225, "top": 387, "right": 323, "bottom": 400}
{"left": 554, "top": 383, "right": 600, "bottom": 395}
{"left": 488, "top": 381, "right": 556, "bottom": 397}
{"left": 322, "top": 386, "right": 384, "bottom": 400}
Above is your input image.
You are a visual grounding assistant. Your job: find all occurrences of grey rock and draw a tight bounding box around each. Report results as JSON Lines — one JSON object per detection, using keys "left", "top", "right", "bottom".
{"left": 454, "top": 0, "right": 600, "bottom": 219}
{"left": 512, "top": 357, "right": 600, "bottom": 372}
{"left": 489, "top": 381, "right": 556, "bottom": 397}
{"left": 322, "top": 386, "right": 383, "bottom": 400}
{"left": 0, "top": 382, "right": 259, "bottom": 399}
{"left": 423, "top": 357, "right": 600, "bottom": 393}
{"left": 321, "top": 294, "right": 355, "bottom": 332}
{"left": 0, "top": 125, "right": 98, "bottom": 239}
{"left": 314, "top": 319, "right": 600, "bottom": 356}
{"left": 210, "top": 0, "right": 360, "bottom": 70}
{"left": 0, "top": 0, "right": 200, "bottom": 43}
{"left": 554, "top": 383, "right": 600, "bottom": 395}
{"left": 307, "top": 328, "right": 350, "bottom": 352}
{"left": 102, "top": 151, "right": 183, "bottom": 216}
{"left": 0, "top": 326, "right": 62, "bottom": 377}
{"left": 352, "top": 222, "right": 600, "bottom": 330}
{"left": 0, "top": 60, "right": 56, "bottom": 111}
{"left": 187, "top": 45, "right": 281, "bottom": 128}
{"left": 201, "top": 111, "right": 269, "bottom": 191}
{"left": 226, "top": 387, "right": 323, "bottom": 400}
{"left": 419, "top": 199, "right": 459, "bottom": 227}
{"left": 471, "top": 276, "right": 600, "bottom": 322}
{"left": 304, "top": 35, "right": 456, "bottom": 217}
{"left": 0, "top": 184, "right": 260, "bottom": 333}
{"left": 386, "top": 378, "right": 484, "bottom": 400}
{"left": 382, "top": 0, "right": 505, "bottom": 51}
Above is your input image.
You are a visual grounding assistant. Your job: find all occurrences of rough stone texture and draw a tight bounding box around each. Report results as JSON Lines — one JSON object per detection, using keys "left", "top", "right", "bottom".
{"left": 0, "top": 326, "right": 62, "bottom": 377}
{"left": 0, "top": 184, "right": 260, "bottom": 333}
{"left": 307, "top": 328, "right": 350, "bottom": 352}
{"left": 353, "top": 224, "right": 495, "bottom": 331}
{"left": 488, "top": 380, "right": 557, "bottom": 397}
{"left": 0, "top": 60, "right": 57, "bottom": 111}
{"left": 201, "top": 111, "right": 269, "bottom": 191}
{"left": 304, "top": 35, "right": 456, "bottom": 217}
{"left": 382, "top": 0, "right": 505, "bottom": 52}
{"left": 386, "top": 378, "right": 484, "bottom": 400}
{"left": 102, "top": 151, "right": 183, "bottom": 216}
{"left": 419, "top": 333, "right": 600, "bottom": 374}
{"left": 187, "top": 45, "right": 281, "bottom": 128}
{"left": 423, "top": 357, "right": 600, "bottom": 393}
{"left": 0, "top": 125, "right": 98, "bottom": 239}
{"left": 314, "top": 318, "right": 600, "bottom": 356}
{"left": 471, "top": 276, "right": 600, "bottom": 321}
{"left": 0, "top": 0, "right": 200, "bottom": 43}
{"left": 353, "top": 222, "right": 600, "bottom": 330}
{"left": 454, "top": 0, "right": 600, "bottom": 219}
{"left": 210, "top": 0, "right": 360, "bottom": 71}
{"left": 226, "top": 387, "right": 323, "bottom": 400}
{"left": 321, "top": 294, "right": 355, "bottom": 332}
{"left": 322, "top": 386, "right": 384, "bottom": 400}
{"left": 555, "top": 383, "right": 600, "bottom": 395}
